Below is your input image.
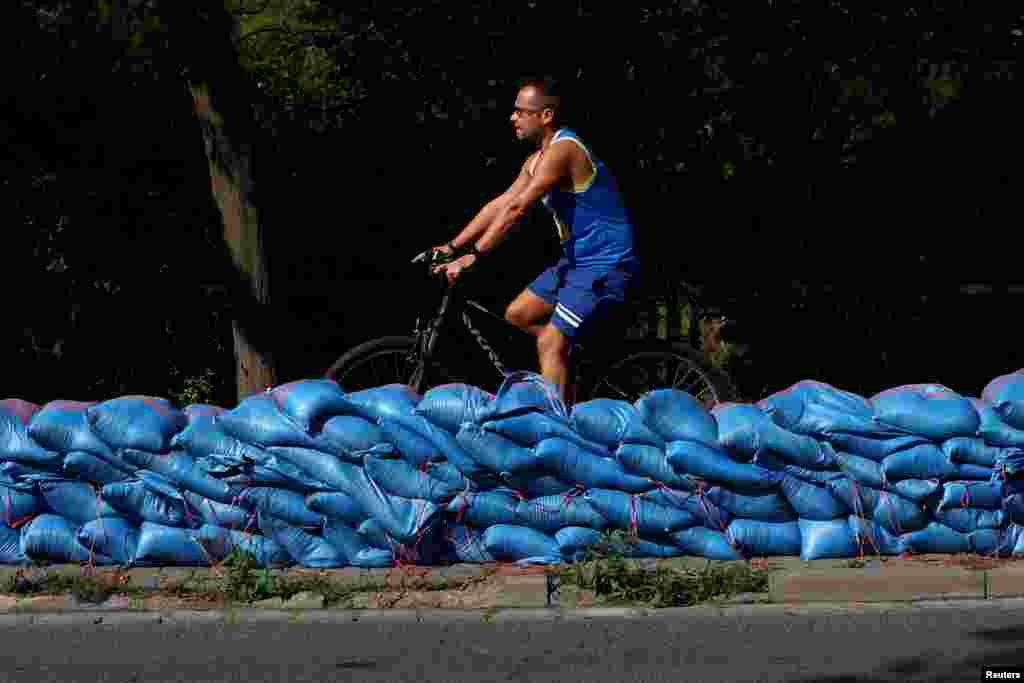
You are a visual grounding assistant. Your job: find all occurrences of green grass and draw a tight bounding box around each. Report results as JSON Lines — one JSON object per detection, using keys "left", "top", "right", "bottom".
{"left": 558, "top": 530, "right": 772, "bottom": 608}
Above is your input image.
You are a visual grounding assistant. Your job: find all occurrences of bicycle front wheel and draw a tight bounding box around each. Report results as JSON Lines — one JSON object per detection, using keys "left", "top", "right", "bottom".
{"left": 582, "top": 341, "right": 736, "bottom": 408}
{"left": 324, "top": 336, "right": 424, "bottom": 392}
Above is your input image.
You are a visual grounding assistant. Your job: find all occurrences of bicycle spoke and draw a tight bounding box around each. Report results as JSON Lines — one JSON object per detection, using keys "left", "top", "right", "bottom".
{"left": 596, "top": 378, "right": 633, "bottom": 400}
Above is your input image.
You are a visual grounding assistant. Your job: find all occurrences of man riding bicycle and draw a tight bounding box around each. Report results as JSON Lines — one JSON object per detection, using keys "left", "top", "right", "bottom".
{"left": 433, "top": 75, "right": 640, "bottom": 404}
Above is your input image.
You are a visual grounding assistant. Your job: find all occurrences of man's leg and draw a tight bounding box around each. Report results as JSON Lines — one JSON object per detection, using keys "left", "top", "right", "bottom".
{"left": 537, "top": 322, "right": 572, "bottom": 403}
{"left": 506, "top": 288, "right": 555, "bottom": 337}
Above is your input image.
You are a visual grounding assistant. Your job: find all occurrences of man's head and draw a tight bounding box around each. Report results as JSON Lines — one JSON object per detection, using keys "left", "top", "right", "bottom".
{"left": 511, "top": 75, "right": 563, "bottom": 146}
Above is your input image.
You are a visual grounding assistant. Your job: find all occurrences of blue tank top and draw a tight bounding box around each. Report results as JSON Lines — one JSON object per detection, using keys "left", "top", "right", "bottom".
{"left": 530, "top": 129, "right": 639, "bottom": 269}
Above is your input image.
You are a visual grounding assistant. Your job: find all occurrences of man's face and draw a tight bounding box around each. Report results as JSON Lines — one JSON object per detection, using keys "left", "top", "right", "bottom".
{"left": 510, "top": 86, "right": 553, "bottom": 146}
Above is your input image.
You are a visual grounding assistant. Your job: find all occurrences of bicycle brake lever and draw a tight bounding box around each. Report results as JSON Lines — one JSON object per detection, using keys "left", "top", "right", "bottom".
{"left": 411, "top": 250, "right": 430, "bottom": 264}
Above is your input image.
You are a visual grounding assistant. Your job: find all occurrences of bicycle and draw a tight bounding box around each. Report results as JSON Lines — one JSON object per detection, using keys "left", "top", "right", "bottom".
{"left": 324, "top": 249, "right": 736, "bottom": 407}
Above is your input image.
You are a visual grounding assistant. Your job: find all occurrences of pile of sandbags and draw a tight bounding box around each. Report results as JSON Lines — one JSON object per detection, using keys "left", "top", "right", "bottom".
{"left": 3, "top": 368, "right": 1024, "bottom": 568}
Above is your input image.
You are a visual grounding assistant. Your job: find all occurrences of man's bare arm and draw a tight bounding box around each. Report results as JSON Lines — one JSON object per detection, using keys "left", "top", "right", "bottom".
{"left": 448, "top": 155, "right": 535, "bottom": 250}
{"left": 473, "top": 143, "right": 573, "bottom": 254}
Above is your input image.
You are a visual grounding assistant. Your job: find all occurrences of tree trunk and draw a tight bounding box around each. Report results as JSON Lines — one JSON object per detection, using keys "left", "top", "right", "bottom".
{"left": 172, "top": 4, "right": 277, "bottom": 402}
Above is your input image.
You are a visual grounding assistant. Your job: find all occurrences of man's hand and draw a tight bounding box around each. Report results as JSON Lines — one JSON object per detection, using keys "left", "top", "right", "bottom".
{"left": 432, "top": 253, "right": 478, "bottom": 285}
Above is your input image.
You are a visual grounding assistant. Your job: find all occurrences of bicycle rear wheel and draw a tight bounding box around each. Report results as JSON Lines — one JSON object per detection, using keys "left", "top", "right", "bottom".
{"left": 581, "top": 341, "right": 736, "bottom": 408}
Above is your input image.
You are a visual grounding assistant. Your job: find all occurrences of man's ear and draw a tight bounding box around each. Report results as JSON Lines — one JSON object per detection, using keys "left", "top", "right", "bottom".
{"left": 542, "top": 108, "right": 556, "bottom": 126}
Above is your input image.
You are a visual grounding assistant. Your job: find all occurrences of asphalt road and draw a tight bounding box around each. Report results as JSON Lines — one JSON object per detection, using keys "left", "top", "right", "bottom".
{"left": 2, "top": 600, "right": 1024, "bottom": 682}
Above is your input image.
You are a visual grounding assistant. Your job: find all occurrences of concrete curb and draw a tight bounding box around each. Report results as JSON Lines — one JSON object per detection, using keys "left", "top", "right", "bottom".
{"left": 4, "top": 555, "right": 1024, "bottom": 612}
{"left": 6, "top": 597, "right": 1024, "bottom": 627}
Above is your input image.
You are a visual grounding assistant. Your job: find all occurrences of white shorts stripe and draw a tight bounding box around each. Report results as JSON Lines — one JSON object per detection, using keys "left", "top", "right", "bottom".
{"left": 555, "top": 304, "right": 582, "bottom": 327}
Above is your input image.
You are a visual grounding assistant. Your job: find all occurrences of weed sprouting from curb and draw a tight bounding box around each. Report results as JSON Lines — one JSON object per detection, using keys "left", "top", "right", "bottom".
{"left": 558, "top": 530, "right": 772, "bottom": 608}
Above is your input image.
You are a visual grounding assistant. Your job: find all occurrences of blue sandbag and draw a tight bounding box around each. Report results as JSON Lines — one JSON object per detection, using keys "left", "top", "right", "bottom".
{"left": 823, "top": 432, "right": 929, "bottom": 462}
{"left": 871, "top": 384, "right": 980, "bottom": 441}
{"left": 386, "top": 412, "right": 491, "bottom": 481}
{"left": 615, "top": 443, "right": 699, "bottom": 491}
{"left": 584, "top": 488, "right": 701, "bottom": 536}
{"left": 834, "top": 452, "right": 885, "bottom": 488}
{"left": 446, "top": 490, "right": 518, "bottom": 528}
{"left": 422, "top": 461, "right": 472, "bottom": 491}
{"left": 27, "top": 401, "right": 116, "bottom": 461}
{"left": 477, "top": 371, "right": 569, "bottom": 423}
{"left": 86, "top": 396, "right": 187, "bottom": 452}
{"left": 571, "top": 398, "right": 665, "bottom": 449}
{"left": 121, "top": 448, "right": 233, "bottom": 504}
{"left": 637, "top": 487, "right": 732, "bottom": 530}
{"left": 899, "top": 522, "right": 970, "bottom": 555}
{"left": 456, "top": 423, "right": 538, "bottom": 475}
{"left": 881, "top": 444, "right": 959, "bottom": 482}
{"left": 705, "top": 488, "right": 796, "bottom": 523}
{"left": 982, "top": 371, "right": 1024, "bottom": 430}
{"left": 669, "top": 526, "right": 743, "bottom": 560}
{"left": 726, "top": 519, "right": 801, "bottom": 557}
{"left": 63, "top": 451, "right": 133, "bottom": 486}
{"left": 345, "top": 384, "right": 421, "bottom": 422}
{"left": 20, "top": 514, "right": 114, "bottom": 564}
{"left": 497, "top": 471, "right": 574, "bottom": 498}
{"left": 195, "top": 524, "right": 292, "bottom": 567}
{"left": 954, "top": 463, "right": 994, "bottom": 481}
{"left": 318, "top": 415, "right": 395, "bottom": 460}
{"left": 712, "top": 403, "right": 835, "bottom": 469}
{"left": 937, "top": 481, "right": 1003, "bottom": 511}
{"left": 968, "top": 527, "right": 1020, "bottom": 557}
{"left": 0, "top": 480, "right": 44, "bottom": 527}
{"left": 322, "top": 518, "right": 393, "bottom": 567}
{"left": 100, "top": 479, "right": 189, "bottom": 527}
{"left": 779, "top": 475, "right": 847, "bottom": 520}
{"left": 482, "top": 523, "right": 560, "bottom": 564}
{"left": 356, "top": 518, "right": 391, "bottom": 550}
{"left": 535, "top": 438, "right": 654, "bottom": 493}
{"left": 890, "top": 478, "right": 942, "bottom": 503}
{"left": 182, "top": 491, "right": 254, "bottom": 530}
{"left": 481, "top": 412, "right": 612, "bottom": 455}
{"left": 798, "top": 518, "right": 859, "bottom": 560}
{"left": 0, "top": 461, "right": 64, "bottom": 480}
{"left": 516, "top": 494, "right": 609, "bottom": 534}
{"left": 222, "top": 456, "right": 333, "bottom": 494}
{"left": 942, "top": 437, "right": 1009, "bottom": 468}
{"left": 0, "top": 400, "right": 61, "bottom": 467}
{"left": 970, "top": 397, "right": 1024, "bottom": 448}
{"left": 214, "top": 394, "right": 328, "bottom": 450}
{"left": 258, "top": 513, "right": 347, "bottom": 568}
{"left": 184, "top": 404, "right": 225, "bottom": 420}
{"left": 931, "top": 507, "right": 1005, "bottom": 534}
{"left": 169, "top": 416, "right": 274, "bottom": 464}
{"left": 415, "top": 383, "right": 494, "bottom": 434}
{"left": 555, "top": 526, "right": 604, "bottom": 561}
{"left": 0, "top": 524, "right": 26, "bottom": 564}
{"left": 635, "top": 389, "right": 717, "bottom": 446}
{"left": 364, "top": 456, "right": 461, "bottom": 503}
{"left": 847, "top": 516, "right": 903, "bottom": 556}
{"left": 234, "top": 487, "right": 324, "bottom": 528}
{"left": 442, "top": 523, "right": 495, "bottom": 564}
{"left": 828, "top": 479, "right": 928, "bottom": 534}
{"left": 325, "top": 463, "right": 442, "bottom": 545}
{"left": 262, "top": 445, "right": 364, "bottom": 492}
{"left": 752, "top": 451, "right": 845, "bottom": 486}
{"left": 132, "top": 522, "right": 209, "bottom": 566}
{"left": 758, "top": 380, "right": 878, "bottom": 437}
{"left": 668, "top": 440, "right": 781, "bottom": 493}
{"left": 1003, "top": 494, "right": 1024, "bottom": 525}
{"left": 304, "top": 491, "right": 365, "bottom": 526}
{"left": 375, "top": 418, "right": 441, "bottom": 466}
{"left": 36, "top": 479, "right": 121, "bottom": 525}
{"left": 77, "top": 517, "right": 139, "bottom": 565}
{"left": 269, "top": 379, "right": 357, "bottom": 432}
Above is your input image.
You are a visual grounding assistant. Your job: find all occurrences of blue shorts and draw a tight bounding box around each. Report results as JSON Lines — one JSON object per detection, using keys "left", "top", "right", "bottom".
{"left": 527, "top": 260, "right": 637, "bottom": 341}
